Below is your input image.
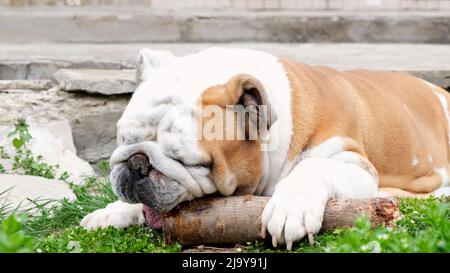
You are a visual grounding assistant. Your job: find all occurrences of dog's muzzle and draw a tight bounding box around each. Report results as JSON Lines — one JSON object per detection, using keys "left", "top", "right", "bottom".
{"left": 113, "top": 153, "right": 188, "bottom": 215}
{"left": 110, "top": 141, "right": 207, "bottom": 228}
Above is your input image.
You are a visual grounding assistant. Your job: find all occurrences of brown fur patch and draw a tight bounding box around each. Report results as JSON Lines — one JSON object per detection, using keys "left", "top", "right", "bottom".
{"left": 196, "top": 76, "right": 265, "bottom": 196}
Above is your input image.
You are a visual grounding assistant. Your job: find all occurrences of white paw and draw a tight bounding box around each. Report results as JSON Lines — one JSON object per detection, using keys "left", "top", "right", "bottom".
{"left": 261, "top": 187, "right": 327, "bottom": 250}
{"left": 80, "top": 201, "right": 145, "bottom": 230}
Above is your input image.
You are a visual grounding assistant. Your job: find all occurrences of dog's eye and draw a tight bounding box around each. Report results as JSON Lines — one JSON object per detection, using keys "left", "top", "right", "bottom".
{"left": 172, "top": 157, "right": 185, "bottom": 166}
{"left": 192, "top": 161, "right": 212, "bottom": 169}
{"left": 168, "top": 152, "right": 212, "bottom": 169}
{"left": 186, "top": 161, "right": 212, "bottom": 169}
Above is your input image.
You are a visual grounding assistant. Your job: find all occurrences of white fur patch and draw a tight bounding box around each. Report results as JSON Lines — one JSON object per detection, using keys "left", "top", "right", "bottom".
{"left": 411, "top": 155, "right": 419, "bottom": 166}
{"left": 434, "top": 92, "right": 450, "bottom": 148}
{"left": 272, "top": 136, "right": 347, "bottom": 195}
{"left": 435, "top": 167, "right": 450, "bottom": 187}
{"left": 308, "top": 137, "right": 345, "bottom": 159}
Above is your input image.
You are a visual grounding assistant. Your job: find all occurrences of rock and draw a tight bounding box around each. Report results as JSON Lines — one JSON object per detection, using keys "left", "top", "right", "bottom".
{"left": 0, "top": 174, "right": 75, "bottom": 214}
{"left": 43, "top": 119, "right": 77, "bottom": 154}
{"left": 54, "top": 69, "right": 136, "bottom": 95}
{"left": 70, "top": 110, "right": 123, "bottom": 163}
{"left": 0, "top": 86, "right": 129, "bottom": 126}
{"left": 0, "top": 120, "right": 95, "bottom": 184}
{"left": 0, "top": 89, "right": 35, "bottom": 94}
{"left": 0, "top": 86, "right": 129, "bottom": 163}
{"left": 0, "top": 80, "right": 53, "bottom": 91}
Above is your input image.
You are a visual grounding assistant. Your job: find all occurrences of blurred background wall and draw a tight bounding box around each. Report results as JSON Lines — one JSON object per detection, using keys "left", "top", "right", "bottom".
{"left": 1, "top": 0, "right": 450, "bottom": 10}
{"left": 0, "top": 0, "right": 449, "bottom": 43}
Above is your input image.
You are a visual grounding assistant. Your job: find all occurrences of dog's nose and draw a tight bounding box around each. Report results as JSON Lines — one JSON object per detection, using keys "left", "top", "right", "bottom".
{"left": 127, "top": 153, "right": 151, "bottom": 177}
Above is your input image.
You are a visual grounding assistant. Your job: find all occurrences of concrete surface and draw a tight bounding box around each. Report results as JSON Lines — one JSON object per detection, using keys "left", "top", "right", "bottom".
{"left": 0, "top": 9, "right": 449, "bottom": 43}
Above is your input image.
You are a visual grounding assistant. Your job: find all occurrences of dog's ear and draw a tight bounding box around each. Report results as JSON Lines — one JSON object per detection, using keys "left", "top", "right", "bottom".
{"left": 224, "top": 74, "right": 277, "bottom": 138}
{"left": 136, "top": 48, "right": 174, "bottom": 85}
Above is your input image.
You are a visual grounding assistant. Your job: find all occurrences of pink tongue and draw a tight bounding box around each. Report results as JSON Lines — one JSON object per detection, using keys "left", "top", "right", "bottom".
{"left": 143, "top": 205, "right": 163, "bottom": 229}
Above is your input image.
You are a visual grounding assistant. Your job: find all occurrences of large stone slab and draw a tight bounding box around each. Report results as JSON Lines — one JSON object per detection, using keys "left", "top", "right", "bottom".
{"left": 0, "top": 120, "right": 95, "bottom": 184}
{"left": 0, "top": 174, "right": 75, "bottom": 213}
{"left": 0, "top": 85, "right": 129, "bottom": 163}
{"left": 0, "top": 86, "right": 129, "bottom": 126}
{"left": 54, "top": 69, "right": 135, "bottom": 95}
{"left": 0, "top": 59, "right": 133, "bottom": 80}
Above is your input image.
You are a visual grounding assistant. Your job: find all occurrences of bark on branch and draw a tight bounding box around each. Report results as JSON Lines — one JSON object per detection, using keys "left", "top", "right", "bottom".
{"left": 162, "top": 195, "right": 400, "bottom": 246}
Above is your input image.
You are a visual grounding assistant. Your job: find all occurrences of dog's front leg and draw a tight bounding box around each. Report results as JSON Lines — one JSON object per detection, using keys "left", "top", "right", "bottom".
{"left": 261, "top": 154, "right": 378, "bottom": 250}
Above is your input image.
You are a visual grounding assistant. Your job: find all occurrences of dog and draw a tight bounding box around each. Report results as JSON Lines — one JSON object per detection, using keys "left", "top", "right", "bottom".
{"left": 81, "top": 47, "right": 450, "bottom": 249}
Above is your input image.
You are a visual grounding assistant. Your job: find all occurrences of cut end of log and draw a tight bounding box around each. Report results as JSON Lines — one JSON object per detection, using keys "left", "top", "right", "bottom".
{"left": 373, "top": 197, "right": 400, "bottom": 228}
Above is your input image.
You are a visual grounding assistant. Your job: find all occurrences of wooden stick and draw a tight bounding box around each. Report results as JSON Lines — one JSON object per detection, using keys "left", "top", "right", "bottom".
{"left": 162, "top": 195, "right": 400, "bottom": 246}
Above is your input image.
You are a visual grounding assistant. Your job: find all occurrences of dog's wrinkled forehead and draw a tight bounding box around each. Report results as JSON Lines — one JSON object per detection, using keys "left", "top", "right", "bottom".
{"left": 117, "top": 97, "right": 196, "bottom": 145}
{"left": 117, "top": 96, "right": 205, "bottom": 165}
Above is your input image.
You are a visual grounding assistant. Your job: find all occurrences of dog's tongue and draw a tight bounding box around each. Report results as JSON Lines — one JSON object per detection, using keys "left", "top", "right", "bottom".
{"left": 142, "top": 169, "right": 182, "bottom": 229}
{"left": 143, "top": 205, "right": 163, "bottom": 229}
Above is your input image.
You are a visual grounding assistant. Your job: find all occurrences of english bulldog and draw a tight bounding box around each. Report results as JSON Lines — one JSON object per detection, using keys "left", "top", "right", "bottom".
{"left": 81, "top": 47, "right": 450, "bottom": 249}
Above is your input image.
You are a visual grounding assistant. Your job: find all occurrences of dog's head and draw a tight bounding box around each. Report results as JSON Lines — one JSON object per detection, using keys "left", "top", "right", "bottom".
{"left": 109, "top": 48, "right": 286, "bottom": 227}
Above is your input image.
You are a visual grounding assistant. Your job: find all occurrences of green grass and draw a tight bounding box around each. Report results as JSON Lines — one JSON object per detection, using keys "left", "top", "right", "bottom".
{"left": 35, "top": 226, "right": 179, "bottom": 253}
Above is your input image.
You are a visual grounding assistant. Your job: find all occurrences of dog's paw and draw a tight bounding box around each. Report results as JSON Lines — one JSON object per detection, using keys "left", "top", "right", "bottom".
{"left": 261, "top": 187, "right": 327, "bottom": 250}
{"left": 80, "top": 201, "right": 145, "bottom": 230}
